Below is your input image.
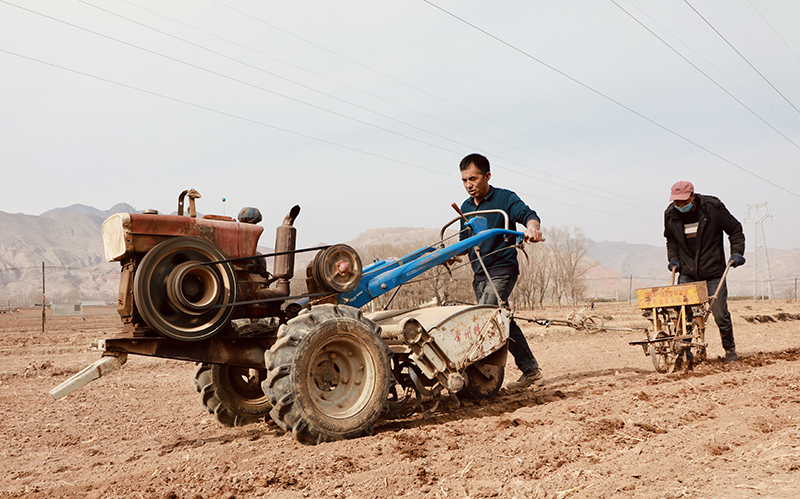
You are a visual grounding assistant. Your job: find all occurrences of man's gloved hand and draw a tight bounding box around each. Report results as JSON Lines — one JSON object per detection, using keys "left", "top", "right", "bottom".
{"left": 667, "top": 260, "right": 680, "bottom": 272}
{"left": 729, "top": 254, "right": 746, "bottom": 267}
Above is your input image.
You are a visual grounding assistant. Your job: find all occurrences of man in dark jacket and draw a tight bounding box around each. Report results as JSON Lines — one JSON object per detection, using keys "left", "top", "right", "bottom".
{"left": 458, "top": 153, "right": 545, "bottom": 388}
{"left": 664, "top": 181, "right": 746, "bottom": 362}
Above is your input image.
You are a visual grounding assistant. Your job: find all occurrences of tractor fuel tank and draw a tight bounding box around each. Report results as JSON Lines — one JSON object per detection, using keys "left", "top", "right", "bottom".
{"left": 102, "top": 212, "right": 264, "bottom": 262}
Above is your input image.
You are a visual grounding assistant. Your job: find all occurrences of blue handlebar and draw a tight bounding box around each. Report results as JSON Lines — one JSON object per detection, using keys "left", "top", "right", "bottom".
{"left": 339, "top": 217, "right": 523, "bottom": 308}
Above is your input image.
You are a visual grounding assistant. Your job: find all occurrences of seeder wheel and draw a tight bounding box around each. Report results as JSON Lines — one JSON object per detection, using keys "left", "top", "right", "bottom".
{"left": 649, "top": 330, "right": 681, "bottom": 373}
{"left": 134, "top": 237, "right": 237, "bottom": 341}
{"left": 691, "top": 316, "right": 707, "bottom": 362}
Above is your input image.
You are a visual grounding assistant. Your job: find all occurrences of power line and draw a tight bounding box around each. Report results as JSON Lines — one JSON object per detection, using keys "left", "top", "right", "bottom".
{"left": 117, "top": 0, "right": 655, "bottom": 193}
{"left": 3, "top": 0, "right": 661, "bottom": 212}
{"left": 621, "top": 0, "right": 800, "bottom": 136}
{"left": 83, "top": 0, "right": 658, "bottom": 210}
{"left": 0, "top": 2, "right": 462, "bottom": 159}
{"left": 0, "top": 47, "right": 654, "bottom": 223}
{"left": 421, "top": 0, "right": 800, "bottom": 200}
{"left": 612, "top": 0, "right": 800, "bottom": 150}
{"left": 212, "top": 0, "right": 660, "bottom": 190}
{"left": 684, "top": 0, "right": 800, "bottom": 118}
{"left": 0, "top": 47, "right": 449, "bottom": 177}
{"left": 747, "top": 0, "right": 800, "bottom": 67}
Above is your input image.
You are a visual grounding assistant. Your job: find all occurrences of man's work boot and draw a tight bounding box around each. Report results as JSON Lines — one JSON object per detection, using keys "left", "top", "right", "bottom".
{"left": 725, "top": 349, "right": 739, "bottom": 362}
{"left": 506, "top": 368, "right": 544, "bottom": 389}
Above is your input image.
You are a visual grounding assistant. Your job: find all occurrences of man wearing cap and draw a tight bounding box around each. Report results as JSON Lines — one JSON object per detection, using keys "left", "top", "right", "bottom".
{"left": 664, "top": 181, "right": 746, "bottom": 362}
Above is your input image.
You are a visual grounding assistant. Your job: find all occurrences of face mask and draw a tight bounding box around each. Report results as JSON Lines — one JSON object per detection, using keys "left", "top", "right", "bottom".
{"left": 674, "top": 202, "right": 693, "bottom": 213}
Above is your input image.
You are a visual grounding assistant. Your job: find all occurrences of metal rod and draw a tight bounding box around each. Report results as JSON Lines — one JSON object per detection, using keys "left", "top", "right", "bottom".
{"left": 199, "top": 245, "right": 331, "bottom": 266}
{"left": 474, "top": 247, "right": 502, "bottom": 305}
{"left": 382, "top": 284, "right": 404, "bottom": 311}
{"left": 703, "top": 261, "right": 734, "bottom": 321}
{"left": 210, "top": 291, "right": 334, "bottom": 308}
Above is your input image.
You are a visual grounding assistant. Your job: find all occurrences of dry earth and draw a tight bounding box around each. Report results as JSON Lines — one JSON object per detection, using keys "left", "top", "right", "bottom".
{"left": 2, "top": 300, "right": 800, "bottom": 499}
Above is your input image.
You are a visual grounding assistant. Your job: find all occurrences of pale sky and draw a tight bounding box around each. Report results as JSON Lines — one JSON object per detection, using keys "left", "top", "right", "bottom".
{"left": 2, "top": 0, "right": 799, "bottom": 251}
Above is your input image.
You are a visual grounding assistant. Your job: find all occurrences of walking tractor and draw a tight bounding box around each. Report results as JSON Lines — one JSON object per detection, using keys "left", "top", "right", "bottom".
{"left": 50, "top": 190, "right": 527, "bottom": 445}
{"left": 630, "top": 264, "right": 733, "bottom": 373}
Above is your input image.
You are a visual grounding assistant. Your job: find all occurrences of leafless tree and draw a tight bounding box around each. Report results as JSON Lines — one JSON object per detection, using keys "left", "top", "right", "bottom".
{"left": 545, "top": 226, "right": 594, "bottom": 305}
{"left": 290, "top": 225, "right": 592, "bottom": 312}
{"left": 512, "top": 242, "right": 554, "bottom": 308}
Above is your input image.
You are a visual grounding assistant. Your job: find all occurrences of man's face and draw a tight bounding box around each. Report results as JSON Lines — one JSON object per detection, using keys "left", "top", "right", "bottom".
{"left": 461, "top": 164, "right": 491, "bottom": 202}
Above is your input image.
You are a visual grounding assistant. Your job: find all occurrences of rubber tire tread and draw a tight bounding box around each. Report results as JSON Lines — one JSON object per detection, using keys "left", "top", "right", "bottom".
{"left": 263, "top": 304, "right": 393, "bottom": 445}
{"left": 192, "top": 362, "right": 271, "bottom": 427}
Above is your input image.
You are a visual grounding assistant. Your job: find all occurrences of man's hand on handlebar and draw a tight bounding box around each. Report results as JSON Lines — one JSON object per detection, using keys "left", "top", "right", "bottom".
{"left": 445, "top": 255, "right": 463, "bottom": 266}
{"left": 524, "top": 228, "right": 543, "bottom": 243}
{"left": 523, "top": 220, "right": 544, "bottom": 243}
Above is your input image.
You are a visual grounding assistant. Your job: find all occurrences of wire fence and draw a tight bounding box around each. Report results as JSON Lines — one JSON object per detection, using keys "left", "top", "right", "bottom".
{"left": 0, "top": 263, "right": 798, "bottom": 311}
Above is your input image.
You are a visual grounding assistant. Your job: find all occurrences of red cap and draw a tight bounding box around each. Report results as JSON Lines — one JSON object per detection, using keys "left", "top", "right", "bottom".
{"left": 669, "top": 181, "right": 694, "bottom": 201}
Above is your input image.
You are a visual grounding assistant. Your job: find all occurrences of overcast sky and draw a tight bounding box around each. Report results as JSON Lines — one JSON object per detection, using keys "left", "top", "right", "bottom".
{"left": 2, "top": 0, "right": 799, "bottom": 252}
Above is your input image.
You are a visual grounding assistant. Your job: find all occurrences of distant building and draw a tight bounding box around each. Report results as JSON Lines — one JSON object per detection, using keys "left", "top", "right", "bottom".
{"left": 52, "top": 303, "right": 83, "bottom": 316}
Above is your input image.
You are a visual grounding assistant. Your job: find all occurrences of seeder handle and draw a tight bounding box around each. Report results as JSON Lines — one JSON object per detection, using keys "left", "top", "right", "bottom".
{"left": 703, "top": 261, "right": 734, "bottom": 321}
{"left": 669, "top": 267, "right": 676, "bottom": 286}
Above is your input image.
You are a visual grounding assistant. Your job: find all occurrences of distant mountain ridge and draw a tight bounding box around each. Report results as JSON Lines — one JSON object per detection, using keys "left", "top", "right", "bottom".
{"left": 39, "top": 203, "right": 137, "bottom": 221}
{"left": 0, "top": 204, "right": 797, "bottom": 303}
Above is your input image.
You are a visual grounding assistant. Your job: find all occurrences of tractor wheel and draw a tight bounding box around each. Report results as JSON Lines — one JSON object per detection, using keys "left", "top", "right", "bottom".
{"left": 262, "top": 304, "right": 393, "bottom": 445}
{"left": 134, "top": 237, "right": 237, "bottom": 341}
{"left": 193, "top": 363, "right": 271, "bottom": 427}
{"left": 463, "top": 362, "right": 504, "bottom": 400}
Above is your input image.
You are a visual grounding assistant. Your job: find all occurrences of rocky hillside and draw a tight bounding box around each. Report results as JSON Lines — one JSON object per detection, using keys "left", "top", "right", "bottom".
{"left": 0, "top": 205, "right": 797, "bottom": 305}
{"left": 587, "top": 241, "right": 800, "bottom": 300}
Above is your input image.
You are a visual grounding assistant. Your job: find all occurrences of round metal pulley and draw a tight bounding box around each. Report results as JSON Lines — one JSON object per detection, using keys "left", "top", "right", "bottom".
{"left": 310, "top": 244, "right": 362, "bottom": 293}
{"left": 166, "top": 260, "right": 222, "bottom": 315}
{"left": 133, "top": 236, "right": 237, "bottom": 341}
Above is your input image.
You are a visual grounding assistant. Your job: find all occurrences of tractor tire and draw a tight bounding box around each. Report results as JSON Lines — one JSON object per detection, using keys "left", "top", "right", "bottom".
{"left": 262, "top": 304, "right": 393, "bottom": 445}
{"left": 193, "top": 363, "right": 271, "bottom": 427}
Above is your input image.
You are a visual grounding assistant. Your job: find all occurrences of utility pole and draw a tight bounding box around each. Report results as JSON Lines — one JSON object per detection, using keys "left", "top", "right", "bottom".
{"left": 628, "top": 275, "right": 633, "bottom": 303}
{"left": 744, "top": 204, "right": 773, "bottom": 300}
{"left": 42, "top": 262, "right": 46, "bottom": 333}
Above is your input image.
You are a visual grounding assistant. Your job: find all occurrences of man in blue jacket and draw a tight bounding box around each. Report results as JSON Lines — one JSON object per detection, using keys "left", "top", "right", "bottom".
{"left": 458, "top": 153, "right": 544, "bottom": 388}
{"left": 664, "top": 181, "right": 746, "bottom": 362}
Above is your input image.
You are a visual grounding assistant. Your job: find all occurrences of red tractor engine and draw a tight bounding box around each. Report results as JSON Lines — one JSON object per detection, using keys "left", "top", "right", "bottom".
{"left": 102, "top": 189, "right": 299, "bottom": 341}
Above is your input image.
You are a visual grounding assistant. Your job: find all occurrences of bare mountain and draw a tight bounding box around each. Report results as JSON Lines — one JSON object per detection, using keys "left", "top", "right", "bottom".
{"left": 588, "top": 241, "right": 800, "bottom": 300}
{"left": 0, "top": 210, "right": 119, "bottom": 303}
{"left": 347, "top": 227, "right": 452, "bottom": 248}
{"left": 39, "top": 203, "right": 137, "bottom": 222}
{"left": 1, "top": 207, "right": 797, "bottom": 305}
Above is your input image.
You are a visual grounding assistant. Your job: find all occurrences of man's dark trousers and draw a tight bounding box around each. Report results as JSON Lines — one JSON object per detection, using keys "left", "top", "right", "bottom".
{"left": 472, "top": 274, "right": 539, "bottom": 373}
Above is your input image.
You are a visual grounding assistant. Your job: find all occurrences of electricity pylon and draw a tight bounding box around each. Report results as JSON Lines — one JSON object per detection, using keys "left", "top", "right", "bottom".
{"left": 744, "top": 203, "right": 773, "bottom": 300}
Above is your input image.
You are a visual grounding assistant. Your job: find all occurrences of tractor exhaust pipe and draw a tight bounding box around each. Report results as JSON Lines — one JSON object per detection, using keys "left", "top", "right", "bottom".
{"left": 257, "top": 205, "right": 300, "bottom": 301}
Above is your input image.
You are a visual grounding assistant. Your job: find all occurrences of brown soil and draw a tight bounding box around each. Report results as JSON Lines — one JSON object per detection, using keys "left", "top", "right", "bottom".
{"left": 2, "top": 300, "right": 800, "bottom": 499}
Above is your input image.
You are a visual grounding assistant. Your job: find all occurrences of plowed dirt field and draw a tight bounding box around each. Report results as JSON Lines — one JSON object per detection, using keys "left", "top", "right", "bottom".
{"left": 2, "top": 300, "right": 799, "bottom": 499}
